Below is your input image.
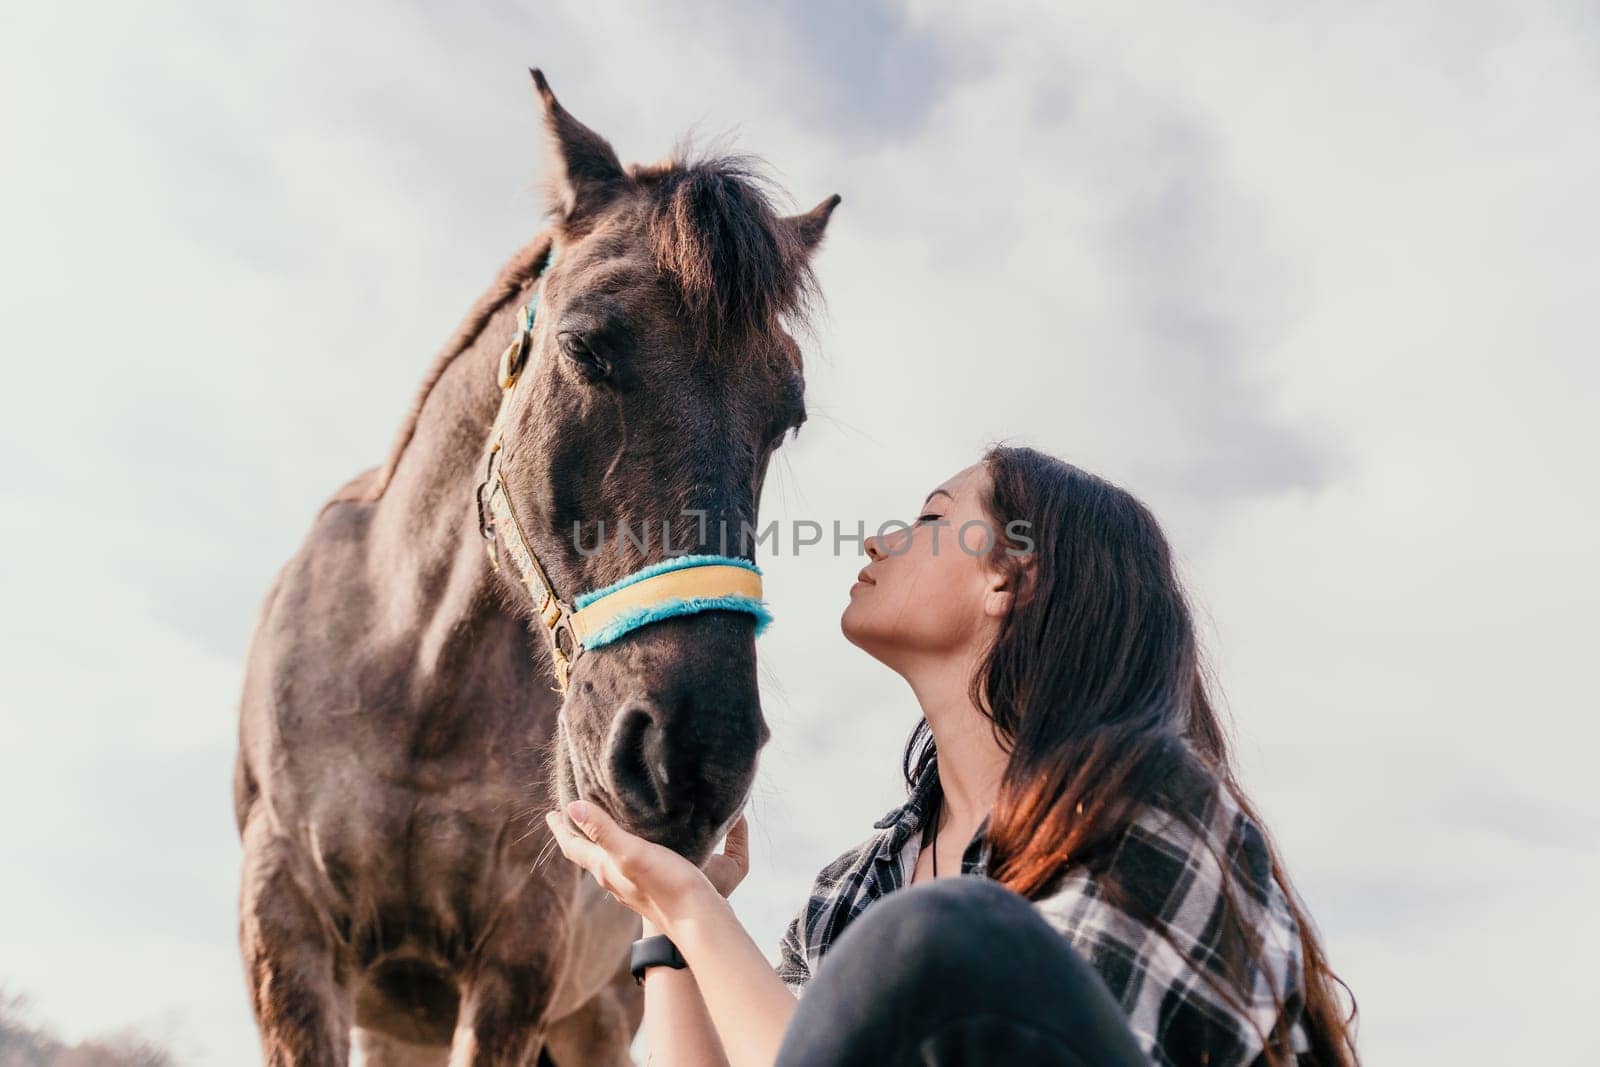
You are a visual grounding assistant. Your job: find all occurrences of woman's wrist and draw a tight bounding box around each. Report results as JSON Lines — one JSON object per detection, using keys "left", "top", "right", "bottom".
{"left": 650, "top": 872, "right": 726, "bottom": 942}
{"left": 656, "top": 884, "right": 736, "bottom": 959}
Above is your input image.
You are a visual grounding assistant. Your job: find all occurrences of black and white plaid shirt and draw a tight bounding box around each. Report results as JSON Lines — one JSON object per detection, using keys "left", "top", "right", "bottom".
{"left": 775, "top": 756, "right": 1313, "bottom": 1066}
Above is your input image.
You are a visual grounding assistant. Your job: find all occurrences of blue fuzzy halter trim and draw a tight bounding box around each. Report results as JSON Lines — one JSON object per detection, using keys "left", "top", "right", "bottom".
{"left": 575, "top": 554, "right": 771, "bottom": 650}
{"left": 582, "top": 595, "right": 773, "bottom": 650}
{"left": 522, "top": 244, "right": 559, "bottom": 332}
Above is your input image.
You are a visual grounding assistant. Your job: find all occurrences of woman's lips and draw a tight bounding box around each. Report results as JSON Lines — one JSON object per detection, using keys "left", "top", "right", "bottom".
{"left": 854, "top": 567, "right": 876, "bottom": 586}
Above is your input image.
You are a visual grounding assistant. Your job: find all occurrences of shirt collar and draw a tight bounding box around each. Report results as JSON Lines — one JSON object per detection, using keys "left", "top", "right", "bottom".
{"left": 872, "top": 761, "right": 993, "bottom": 876}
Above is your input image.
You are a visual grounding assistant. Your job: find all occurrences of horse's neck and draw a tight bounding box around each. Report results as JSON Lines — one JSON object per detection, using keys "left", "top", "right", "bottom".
{"left": 367, "top": 284, "right": 533, "bottom": 676}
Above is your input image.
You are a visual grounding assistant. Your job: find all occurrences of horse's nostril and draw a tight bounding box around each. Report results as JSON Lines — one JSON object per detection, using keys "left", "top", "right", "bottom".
{"left": 605, "top": 703, "right": 671, "bottom": 815}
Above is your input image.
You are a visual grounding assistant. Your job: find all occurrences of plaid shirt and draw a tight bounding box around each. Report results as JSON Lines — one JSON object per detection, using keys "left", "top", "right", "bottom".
{"left": 775, "top": 758, "right": 1312, "bottom": 1066}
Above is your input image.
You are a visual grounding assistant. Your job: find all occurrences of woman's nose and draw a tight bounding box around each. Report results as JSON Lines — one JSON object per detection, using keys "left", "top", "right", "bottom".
{"left": 864, "top": 533, "right": 886, "bottom": 561}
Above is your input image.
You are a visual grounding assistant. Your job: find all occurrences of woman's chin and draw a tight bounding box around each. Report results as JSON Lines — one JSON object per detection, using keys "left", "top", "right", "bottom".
{"left": 839, "top": 606, "right": 880, "bottom": 654}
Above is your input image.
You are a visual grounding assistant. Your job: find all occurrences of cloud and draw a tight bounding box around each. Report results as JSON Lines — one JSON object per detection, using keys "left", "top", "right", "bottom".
{"left": 2, "top": 0, "right": 1596, "bottom": 1063}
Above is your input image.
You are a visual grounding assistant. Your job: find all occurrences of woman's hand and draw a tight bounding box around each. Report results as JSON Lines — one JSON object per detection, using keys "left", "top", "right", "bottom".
{"left": 544, "top": 801, "right": 748, "bottom": 934}
{"left": 702, "top": 812, "right": 749, "bottom": 899}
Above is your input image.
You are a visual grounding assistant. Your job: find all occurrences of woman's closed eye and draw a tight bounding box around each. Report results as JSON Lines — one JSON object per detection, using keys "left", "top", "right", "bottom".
{"left": 914, "top": 513, "right": 942, "bottom": 525}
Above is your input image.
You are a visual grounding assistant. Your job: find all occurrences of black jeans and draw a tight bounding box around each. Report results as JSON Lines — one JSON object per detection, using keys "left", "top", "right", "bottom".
{"left": 774, "top": 875, "right": 1148, "bottom": 1067}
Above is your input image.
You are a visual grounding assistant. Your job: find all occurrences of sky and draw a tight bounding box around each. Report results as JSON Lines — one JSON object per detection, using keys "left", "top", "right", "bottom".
{"left": 2, "top": 0, "right": 1597, "bottom": 1062}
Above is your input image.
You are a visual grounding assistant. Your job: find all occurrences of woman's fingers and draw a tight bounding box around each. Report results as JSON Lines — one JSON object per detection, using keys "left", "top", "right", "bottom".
{"left": 545, "top": 803, "right": 713, "bottom": 932}
{"left": 700, "top": 811, "right": 751, "bottom": 897}
{"left": 567, "top": 799, "right": 621, "bottom": 849}
{"left": 723, "top": 812, "right": 750, "bottom": 875}
{"left": 546, "top": 809, "right": 616, "bottom": 879}
{"left": 545, "top": 803, "right": 652, "bottom": 901}
{"left": 553, "top": 801, "right": 641, "bottom": 871}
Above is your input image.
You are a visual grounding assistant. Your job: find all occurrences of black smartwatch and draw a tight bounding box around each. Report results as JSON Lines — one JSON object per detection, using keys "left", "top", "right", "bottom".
{"left": 630, "top": 934, "right": 688, "bottom": 984}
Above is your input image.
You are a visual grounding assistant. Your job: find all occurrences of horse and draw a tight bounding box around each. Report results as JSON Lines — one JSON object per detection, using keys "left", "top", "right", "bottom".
{"left": 233, "top": 68, "right": 838, "bottom": 1066}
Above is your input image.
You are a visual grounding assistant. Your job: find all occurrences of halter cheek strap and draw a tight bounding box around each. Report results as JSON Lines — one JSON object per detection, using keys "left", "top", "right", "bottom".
{"left": 473, "top": 244, "right": 773, "bottom": 693}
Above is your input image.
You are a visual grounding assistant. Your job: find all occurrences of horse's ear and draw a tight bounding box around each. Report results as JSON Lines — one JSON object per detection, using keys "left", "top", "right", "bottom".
{"left": 782, "top": 194, "right": 842, "bottom": 256}
{"left": 530, "top": 68, "right": 628, "bottom": 230}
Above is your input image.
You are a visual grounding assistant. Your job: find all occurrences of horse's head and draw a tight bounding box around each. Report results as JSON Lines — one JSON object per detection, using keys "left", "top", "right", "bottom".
{"left": 495, "top": 71, "right": 836, "bottom": 862}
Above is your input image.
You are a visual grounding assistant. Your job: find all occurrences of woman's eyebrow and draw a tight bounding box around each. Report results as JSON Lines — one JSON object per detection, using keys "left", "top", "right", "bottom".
{"left": 922, "top": 489, "right": 954, "bottom": 507}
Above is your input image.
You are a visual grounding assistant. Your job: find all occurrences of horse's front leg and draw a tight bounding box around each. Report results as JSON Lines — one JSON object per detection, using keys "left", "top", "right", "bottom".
{"left": 542, "top": 950, "right": 644, "bottom": 1067}
{"left": 239, "top": 811, "right": 353, "bottom": 1067}
{"left": 448, "top": 858, "right": 640, "bottom": 1067}
{"left": 448, "top": 960, "right": 558, "bottom": 1067}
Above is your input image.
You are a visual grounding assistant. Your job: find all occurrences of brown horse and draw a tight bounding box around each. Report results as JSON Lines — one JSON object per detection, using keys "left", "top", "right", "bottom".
{"left": 233, "top": 69, "right": 838, "bottom": 1066}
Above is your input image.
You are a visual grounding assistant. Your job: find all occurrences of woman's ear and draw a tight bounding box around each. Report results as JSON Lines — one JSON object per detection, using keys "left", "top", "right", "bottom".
{"left": 979, "top": 556, "right": 1030, "bottom": 620}
{"left": 982, "top": 586, "right": 1014, "bottom": 619}
{"left": 982, "top": 553, "right": 1037, "bottom": 619}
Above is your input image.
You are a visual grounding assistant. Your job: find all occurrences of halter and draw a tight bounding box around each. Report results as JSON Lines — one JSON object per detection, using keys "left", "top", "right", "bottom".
{"left": 473, "top": 245, "right": 772, "bottom": 693}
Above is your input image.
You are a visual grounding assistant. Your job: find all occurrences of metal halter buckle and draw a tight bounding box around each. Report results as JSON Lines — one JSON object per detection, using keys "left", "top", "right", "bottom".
{"left": 498, "top": 328, "right": 529, "bottom": 390}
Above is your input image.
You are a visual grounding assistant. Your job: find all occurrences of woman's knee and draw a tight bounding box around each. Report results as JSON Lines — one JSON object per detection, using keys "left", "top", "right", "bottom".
{"left": 787, "top": 877, "right": 1147, "bottom": 1067}
{"left": 833, "top": 875, "right": 1040, "bottom": 977}
{"left": 877, "top": 874, "right": 1035, "bottom": 931}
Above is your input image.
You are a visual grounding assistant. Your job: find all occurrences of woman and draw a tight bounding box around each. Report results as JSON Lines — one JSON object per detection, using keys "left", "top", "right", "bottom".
{"left": 547, "top": 445, "right": 1359, "bottom": 1066}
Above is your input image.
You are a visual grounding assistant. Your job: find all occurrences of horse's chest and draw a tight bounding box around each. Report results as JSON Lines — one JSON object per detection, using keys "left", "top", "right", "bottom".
{"left": 306, "top": 784, "right": 555, "bottom": 956}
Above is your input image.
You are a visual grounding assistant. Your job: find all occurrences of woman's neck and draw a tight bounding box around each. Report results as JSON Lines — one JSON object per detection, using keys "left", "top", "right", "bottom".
{"left": 902, "top": 651, "right": 1010, "bottom": 835}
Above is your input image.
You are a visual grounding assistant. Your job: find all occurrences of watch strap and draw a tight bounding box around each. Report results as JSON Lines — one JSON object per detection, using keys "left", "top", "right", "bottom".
{"left": 630, "top": 933, "right": 687, "bottom": 985}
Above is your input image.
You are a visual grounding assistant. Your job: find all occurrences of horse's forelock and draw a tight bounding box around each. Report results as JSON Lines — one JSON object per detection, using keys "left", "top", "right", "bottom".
{"left": 630, "top": 151, "right": 817, "bottom": 366}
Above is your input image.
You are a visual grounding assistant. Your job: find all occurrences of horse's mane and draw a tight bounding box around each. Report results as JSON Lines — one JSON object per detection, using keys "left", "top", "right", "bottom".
{"left": 320, "top": 229, "right": 555, "bottom": 512}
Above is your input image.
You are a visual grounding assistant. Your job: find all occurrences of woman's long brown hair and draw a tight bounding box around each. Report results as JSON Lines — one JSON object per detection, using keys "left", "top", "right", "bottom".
{"left": 902, "top": 445, "right": 1359, "bottom": 1065}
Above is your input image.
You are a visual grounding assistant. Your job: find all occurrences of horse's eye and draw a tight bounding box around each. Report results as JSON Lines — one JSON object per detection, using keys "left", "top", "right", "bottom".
{"left": 559, "top": 333, "right": 610, "bottom": 382}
